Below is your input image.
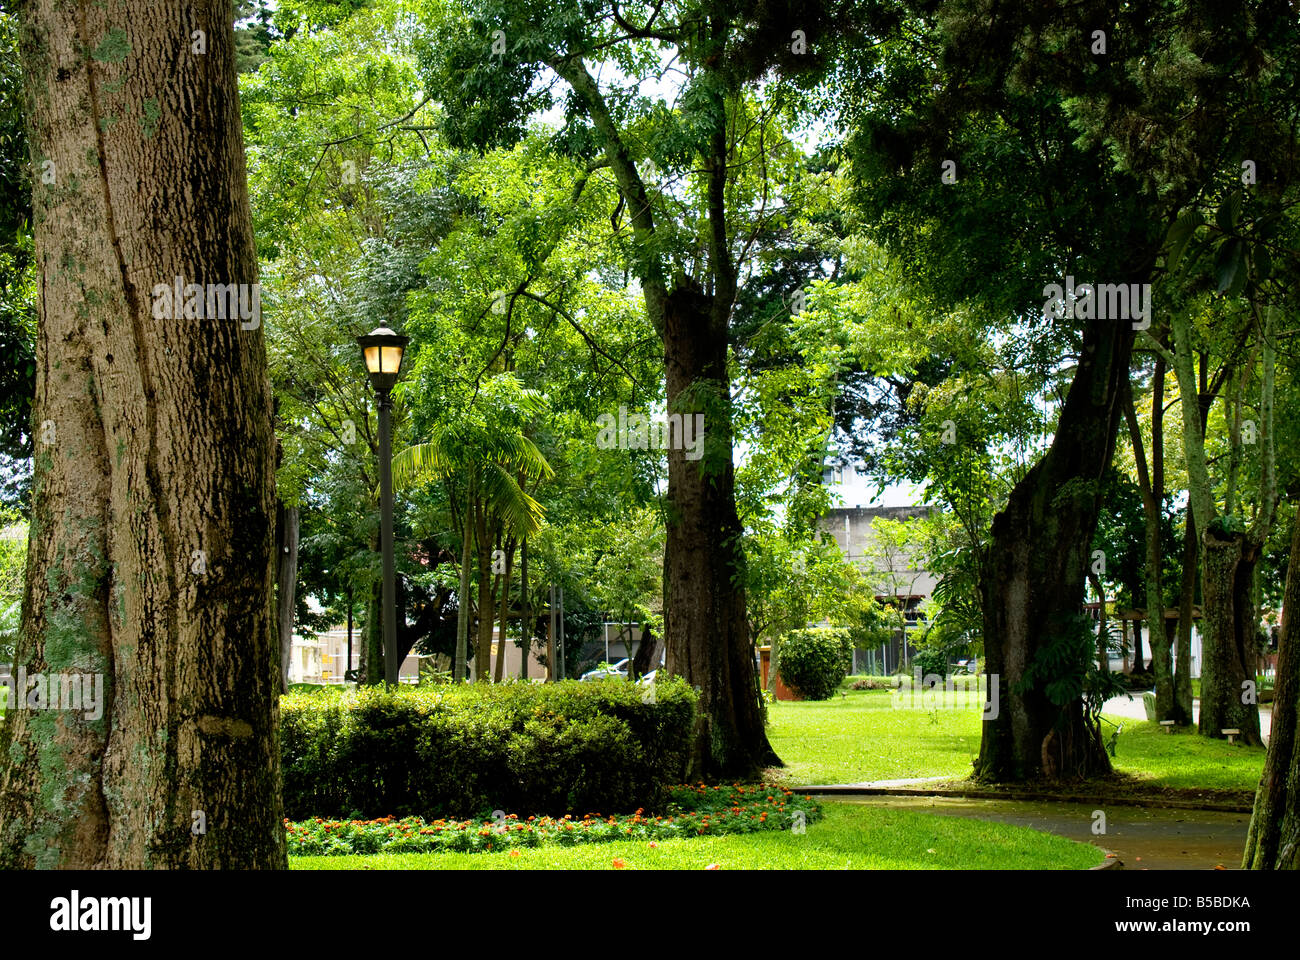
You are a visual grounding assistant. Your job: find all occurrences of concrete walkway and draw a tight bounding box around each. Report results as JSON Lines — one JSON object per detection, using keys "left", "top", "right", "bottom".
{"left": 1101, "top": 692, "right": 1272, "bottom": 740}
{"left": 823, "top": 795, "right": 1251, "bottom": 869}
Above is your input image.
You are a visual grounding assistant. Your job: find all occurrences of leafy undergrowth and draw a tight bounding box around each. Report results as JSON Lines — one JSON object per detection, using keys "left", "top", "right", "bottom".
{"left": 290, "top": 802, "right": 1106, "bottom": 870}
{"left": 285, "top": 784, "right": 819, "bottom": 856}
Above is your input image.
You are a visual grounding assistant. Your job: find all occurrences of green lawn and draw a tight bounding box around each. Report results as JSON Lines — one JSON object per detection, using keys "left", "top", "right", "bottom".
{"left": 765, "top": 687, "right": 1265, "bottom": 793}
{"left": 290, "top": 801, "right": 1104, "bottom": 870}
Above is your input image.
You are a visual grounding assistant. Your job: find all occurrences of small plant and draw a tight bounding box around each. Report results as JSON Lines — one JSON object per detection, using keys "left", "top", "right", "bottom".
{"left": 848, "top": 676, "right": 892, "bottom": 691}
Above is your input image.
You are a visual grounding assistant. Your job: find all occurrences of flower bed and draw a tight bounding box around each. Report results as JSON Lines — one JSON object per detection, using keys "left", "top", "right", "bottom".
{"left": 285, "top": 784, "right": 821, "bottom": 856}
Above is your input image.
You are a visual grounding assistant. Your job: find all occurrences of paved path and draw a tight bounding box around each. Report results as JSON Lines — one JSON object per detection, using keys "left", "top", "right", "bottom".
{"left": 1101, "top": 693, "right": 1272, "bottom": 740}
{"left": 823, "top": 795, "right": 1251, "bottom": 869}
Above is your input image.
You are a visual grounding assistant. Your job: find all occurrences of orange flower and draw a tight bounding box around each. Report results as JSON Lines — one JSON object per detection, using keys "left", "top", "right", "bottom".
{"left": 509, "top": 850, "right": 521, "bottom": 858}
{"left": 648, "top": 842, "right": 659, "bottom": 848}
{"left": 612, "top": 858, "right": 627, "bottom": 869}
{"left": 705, "top": 863, "right": 721, "bottom": 870}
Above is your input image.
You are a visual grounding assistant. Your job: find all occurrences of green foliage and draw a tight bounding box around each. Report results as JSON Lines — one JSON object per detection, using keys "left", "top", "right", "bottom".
{"left": 774, "top": 627, "right": 852, "bottom": 701}
{"left": 0, "top": 512, "right": 23, "bottom": 659}
{"left": 1014, "top": 615, "right": 1127, "bottom": 725}
{"left": 280, "top": 678, "right": 697, "bottom": 819}
{"left": 0, "top": 9, "right": 34, "bottom": 509}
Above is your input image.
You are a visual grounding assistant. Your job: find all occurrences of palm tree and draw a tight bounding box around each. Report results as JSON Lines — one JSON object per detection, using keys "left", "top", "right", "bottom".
{"left": 391, "top": 375, "right": 553, "bottom": 680}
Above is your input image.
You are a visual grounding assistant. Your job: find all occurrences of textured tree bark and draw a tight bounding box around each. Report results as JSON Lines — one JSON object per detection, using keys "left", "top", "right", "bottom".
{"left": 663, "top": 284, "right": 778, "bottom": 779}
{"left": 0, "top": 0, "right": 285, "bottom": 868}
{"left": 1243, "top": 513, "right": 1300, "bottom": 868}
{"left": 1197, "top": 532, "right": 1263, "bottom": 744}
{"left": 275, "top": 503, "right": 299, "bottom": 693}
{"left": 974, "top": 318, "right": 1132, "bottom": 782}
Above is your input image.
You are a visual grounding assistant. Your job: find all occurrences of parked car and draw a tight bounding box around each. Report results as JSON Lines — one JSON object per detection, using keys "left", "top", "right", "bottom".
{"left": 579, "top": 659, "right": 629, "bottom": 682}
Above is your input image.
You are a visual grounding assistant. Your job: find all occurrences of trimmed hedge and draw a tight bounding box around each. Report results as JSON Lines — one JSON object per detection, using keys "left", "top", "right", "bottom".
{"left": 280, "top": 679, "right": 697, "bottom": 820}
{"left": 776, "top": 627, "right": 853, "bottom": 700}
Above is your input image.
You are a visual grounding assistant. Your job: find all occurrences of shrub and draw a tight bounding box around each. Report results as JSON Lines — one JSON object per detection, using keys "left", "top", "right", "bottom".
{"left": 280, "top": 678, "right": 697, "bottom": 820}
{"left": 775, "top": 628, "right": 853, "bottom": 701}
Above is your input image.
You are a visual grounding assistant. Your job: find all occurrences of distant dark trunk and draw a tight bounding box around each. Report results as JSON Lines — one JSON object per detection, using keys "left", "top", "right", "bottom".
{"left": 1198, "top": 529, "right": 1263, "bottom": 745}
{"left": 494, "top": 539, "right": 514, "bottom": 683}
{"left": 975, "top": 320, "right": 1131, "bottom": 782}
{"left": 631, "top": 622, "right": 662, "bottom": 680}
{"left": 1243, "top": 514, "right": 1300, "bottom": 868}
{"left": 1088, "top": 570, "right": 1109, "bottom": 673}
{"left": 519, "top": 537, "right": 530, "bottom": 679}
{"left": 364, "top": 578, "right": 382, "bottom": 686}
{"left": 1127, "top": 359, "right": 1171, "bottom": 711}
{"left": 1173, "top": 512, "right": 1197, "bottom": 725}
{"left": 454, "top": 502, "right": 472, "bottom": 681}
{"left": 275, "top": 503, "right": 300, "bottom": 693}
{"left": 1131, "top": 619, "right": 1146, "bottom": 672}
{"left": 663, "top": 283, "right": 778, "bottom": 779}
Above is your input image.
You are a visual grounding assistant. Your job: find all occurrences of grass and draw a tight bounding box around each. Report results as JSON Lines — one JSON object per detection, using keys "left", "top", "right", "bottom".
{"left": 290, "top": 801, "right": 1104, "bottom": 870}
{"left": 765, "top": 687, "right": 1265, "bottom": 795}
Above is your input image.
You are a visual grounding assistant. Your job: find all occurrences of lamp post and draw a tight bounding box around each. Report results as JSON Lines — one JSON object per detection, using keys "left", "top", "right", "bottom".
{"left": 357, "top": 325, "right": 409, "bottom": 686}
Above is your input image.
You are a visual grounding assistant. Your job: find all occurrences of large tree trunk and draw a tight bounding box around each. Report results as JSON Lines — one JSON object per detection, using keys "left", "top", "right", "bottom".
{"left": 1243, "top": 512, "right": 1300, "bottom": 868}
{"left": 0, "top": 0, "right": 285, "bottom": 868}
{"left": 1197, "top": 530, "right": 1263, "bottom": 744}
{"left": 974, "top": 320, "right": 1132, "bottom": 782}
{"left": 663, "top": 284, "right": 778, "bottom": 779}
{"left": 275, "top": 503, "right": 299, "bottom": 693}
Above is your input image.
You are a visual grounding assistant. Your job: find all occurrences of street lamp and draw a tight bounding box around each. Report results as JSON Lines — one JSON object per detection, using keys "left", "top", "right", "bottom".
{"left": 357, "top": 325, "right": 410, "bottom": 686}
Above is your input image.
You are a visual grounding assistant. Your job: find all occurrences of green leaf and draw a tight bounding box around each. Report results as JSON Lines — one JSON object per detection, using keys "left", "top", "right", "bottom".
{"left": 1253, "top": 244, "right": 1272, "bottom": 283}
{"left": 1215, "top": 191, "right": 1241, "bottom": 234}
{"left": 1164, "top": 210, "right": 1203, "bottom": 273}
{"left": 1214, "top": 238, "right": 1246, "bottom": 296}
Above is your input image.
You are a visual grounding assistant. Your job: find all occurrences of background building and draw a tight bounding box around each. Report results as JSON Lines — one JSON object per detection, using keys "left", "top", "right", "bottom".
{"left": 819, "top": 461, "right": 936, "bottom": 675}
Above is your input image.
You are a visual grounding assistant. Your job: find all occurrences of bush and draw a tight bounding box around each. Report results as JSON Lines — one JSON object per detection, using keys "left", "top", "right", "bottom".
{"left": 280, "top": 678, "right": 697, "bottom": 820}
{"left": 775, "top": 628, "right": 853, "bottom": 701}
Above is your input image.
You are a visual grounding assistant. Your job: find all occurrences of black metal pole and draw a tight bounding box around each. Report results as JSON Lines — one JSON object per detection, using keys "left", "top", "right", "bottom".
{"left": 378, "top": 389, "right": 398, "bottom": 686}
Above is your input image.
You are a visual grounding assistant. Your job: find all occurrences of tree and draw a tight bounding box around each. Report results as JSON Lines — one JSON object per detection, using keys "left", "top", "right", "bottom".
{"left": 392, "top": 374, "right": 554, "bottom": 680}
{"left": 0, "top": 0, "right": 285, "bottom": 867}
{"left": 1242, "top": 510, "right": 1300, "bottom": 868}
{"left": 419, "top": 0, "right": 856, "bottom": 776}
{"left": 837, "top": 0, "right": 1289, "bottom": 781}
